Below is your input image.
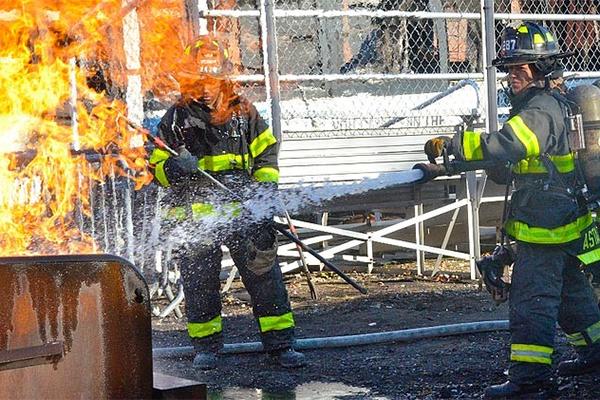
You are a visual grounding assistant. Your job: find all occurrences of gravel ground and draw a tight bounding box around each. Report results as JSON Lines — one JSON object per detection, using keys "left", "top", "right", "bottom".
{"left": 152, "top": 261, "right": 600, "bottom": 399}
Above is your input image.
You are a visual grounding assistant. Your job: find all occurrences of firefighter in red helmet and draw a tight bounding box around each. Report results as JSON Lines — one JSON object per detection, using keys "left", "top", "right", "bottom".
{"left": 149, "top": 35, "right": 306, "bottom": 370}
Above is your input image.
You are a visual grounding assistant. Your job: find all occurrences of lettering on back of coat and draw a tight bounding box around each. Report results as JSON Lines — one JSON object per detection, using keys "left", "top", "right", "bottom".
{"left": 583, "top": 226, "right": 600, "bottom": 251}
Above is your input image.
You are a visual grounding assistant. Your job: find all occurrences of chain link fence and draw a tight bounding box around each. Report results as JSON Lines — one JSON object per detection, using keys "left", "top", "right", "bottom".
{"left": 194, "top": 1, "right": 600, "bottom": 184}
{"left": 132, "top": 1, "right": 600, "bottom": 316}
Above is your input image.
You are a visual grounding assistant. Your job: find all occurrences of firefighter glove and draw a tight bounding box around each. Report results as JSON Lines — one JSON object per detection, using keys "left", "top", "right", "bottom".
{"left": 476, "top": 245, "right": 513, "bottom": 304}
{"left": 424, "top": 136, "right": 452, "bottom": 164}
{"left": 173, "top": 148, "right": 199, "bottom": 175}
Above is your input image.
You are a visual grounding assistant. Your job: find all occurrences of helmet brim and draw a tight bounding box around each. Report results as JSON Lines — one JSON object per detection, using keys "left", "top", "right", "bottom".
{"left": 492, "top": 51, "right": 574, "bottom": 69}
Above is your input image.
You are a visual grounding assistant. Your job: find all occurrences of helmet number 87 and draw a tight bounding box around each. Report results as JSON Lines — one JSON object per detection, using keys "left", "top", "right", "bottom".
{"left": 502, "top": 39, "right": 517, "bottom": 51}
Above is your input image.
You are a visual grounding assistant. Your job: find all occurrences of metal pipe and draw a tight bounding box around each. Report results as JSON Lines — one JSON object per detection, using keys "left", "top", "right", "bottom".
{"left": 481, "top": 0, "right": 497, "bottom": 134}
{"left": 283, "top": 209, "right": 318, "bottom": 300}
{"left": 259, "top": 0, "right": 283, "bottom": 140}
{"left": 153, "top": 320, "right": 509, "bottom": 357}
{"left": 380, "top": 79, "right": 480, "bottom": 128}
{"left": 277, "top": 227, "right": 367, "bottom": 294}
{"left": 229, "top": 72, "right": 484, "bottom": 83}
{"left": 200, "top": 9, "right": 482, "bottom": 19}
{"left": 219, "top": 70, "right": 600, "bottom": 83}
{"left": 198, "top": 8, "right": 600, "bottom": 22}
{"left": 159, "top": 284, "right": 185, "bottom": 319}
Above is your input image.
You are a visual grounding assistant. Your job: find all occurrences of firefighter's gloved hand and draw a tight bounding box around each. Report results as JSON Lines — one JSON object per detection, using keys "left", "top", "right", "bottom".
{"left": 424, "top": 136, "right": 452, "bottom": 164}
{"left": 476, "top": 245, "right": 513, "bottom": 304}
{"left": 173, "top": 148, "right": 199, "bottom": 175}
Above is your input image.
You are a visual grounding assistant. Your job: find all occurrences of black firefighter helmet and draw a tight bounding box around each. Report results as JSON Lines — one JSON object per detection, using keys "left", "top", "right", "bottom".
{"left": 492, "top": 21, "right": 572, "bottom": 76}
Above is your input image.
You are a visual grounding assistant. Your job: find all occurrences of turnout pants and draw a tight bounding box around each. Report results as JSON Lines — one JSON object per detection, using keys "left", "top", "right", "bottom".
{"left": 509, "top": 241, "right": 600, "bottom": 383}
{"left": 178, "top": 222, "right": 295, "bottom": 353}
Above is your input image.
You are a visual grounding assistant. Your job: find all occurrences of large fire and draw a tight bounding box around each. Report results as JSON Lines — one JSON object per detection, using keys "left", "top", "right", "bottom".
{"left": 0, "top": 0, "right": 199, "bottom": 256}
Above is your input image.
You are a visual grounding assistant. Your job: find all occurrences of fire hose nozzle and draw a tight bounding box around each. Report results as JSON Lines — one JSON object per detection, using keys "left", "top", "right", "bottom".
{"left": 412, "top": 163, "right": 448, "bottom": 184}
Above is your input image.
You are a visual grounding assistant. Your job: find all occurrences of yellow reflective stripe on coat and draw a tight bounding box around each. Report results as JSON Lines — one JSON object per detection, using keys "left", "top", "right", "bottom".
{"left": 505, "top": 116, "right": 540, "bottom": 158}
{"left": 188, "top": 316, "right": 223, "bottom": 339}
{"left": 165, "top": 206, "right": 186, "bottom": 221}
{"left": 253, "top": 166, "right": 280, "bottom": 183}
{"left": 258, "top": 312, "right": 295, "bottom": 333}
{"left": 462, "top": 131, "right": 484, "bottom": 161}
{"left": 249, "top": 127, "right": 277, "bottom": 158}
{"left": 513, "top": 153, "right": 576, "bottom": 174}
{"left": 582, "top": 223, "right": 600, "bottom": 251}
{"left": 222, "top": 202, "right": 242, "bottom": 217}
{"left": 585, "top": 320, "right": 600, "bottom": 343}
{"left": 199, "top": 153, "right": 250, "bottom": 172}
{"left": 506, "top": 213, "right": 594, "bottom": 244}
{"left": 190, "top": 202, "right": 242, "bottom": 220}
{"left": 149, "top": 148, "right": 171, "bottom": 164}
{"left": 153, "top": 161, "right": 170, "bottom": 187}
{"left": 566, "top": 332, "right": 587, "bottom": 346}
{"left": 579, "top": 248, "right": 600, "bottom": 265}
{"left": 191, "top": 203, "right": 216, "bottom": 218}
{"left": 510, "top": 343, "right": 553, "bottom": 365}
{"left": 579, "top": 219, "right": 600, "bottom": 264}
{"left": 150, "top": 148, "right": 172, "bottom": 187}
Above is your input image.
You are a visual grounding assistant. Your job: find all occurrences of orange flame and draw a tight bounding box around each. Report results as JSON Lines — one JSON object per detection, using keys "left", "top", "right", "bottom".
{"left": 0, "top": 0, "right": 202, "bottom": 256}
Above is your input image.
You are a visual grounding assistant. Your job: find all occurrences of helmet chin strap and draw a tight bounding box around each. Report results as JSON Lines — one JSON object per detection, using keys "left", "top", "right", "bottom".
{"left": 507, "top": 79, "right": 544, "bottom": 96}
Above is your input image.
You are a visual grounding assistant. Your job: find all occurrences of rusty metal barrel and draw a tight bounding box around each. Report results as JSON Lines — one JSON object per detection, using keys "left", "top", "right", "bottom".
{"left": 0, "top": 254, "right": 153, "bottom": 399}
{"left": 568, "top": 84, "right": 600, "bottom": 197}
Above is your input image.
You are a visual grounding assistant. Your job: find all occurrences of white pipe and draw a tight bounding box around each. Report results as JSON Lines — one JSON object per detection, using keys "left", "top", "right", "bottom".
{"left": 231, "top": 72, "right": 484, "bottom": 83}
{"left": 199, "top": 9, "right": 480, "bottom": 19}
{"left": 152, "top": 320, "right": 509, "bottom": 357}
{"left": 199, "top": 9, "right": 600, "bottom": 22}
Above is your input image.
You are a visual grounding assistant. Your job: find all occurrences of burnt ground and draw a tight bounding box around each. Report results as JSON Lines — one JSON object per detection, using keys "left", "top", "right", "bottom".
{"left": 152, "top": 261, "right": 600, "bottom": 399}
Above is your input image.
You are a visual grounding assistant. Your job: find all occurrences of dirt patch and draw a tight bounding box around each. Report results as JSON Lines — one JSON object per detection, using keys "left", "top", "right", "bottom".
{"left": 152, "top": 261, "right": 600, "bottom": 399}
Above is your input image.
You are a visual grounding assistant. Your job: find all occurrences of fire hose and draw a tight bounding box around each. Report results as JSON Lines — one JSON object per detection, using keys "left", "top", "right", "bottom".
{"left": 153, "top": 319, "right": 509, "bottom": 356}
{"left": 411, "top": 147, "right": 501, "bottom": 184}
{"left": 139, "top": 123, "right": 368, "bottom": 295}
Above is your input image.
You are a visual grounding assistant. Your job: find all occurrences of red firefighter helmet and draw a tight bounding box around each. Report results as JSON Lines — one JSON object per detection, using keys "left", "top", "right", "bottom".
{"left": 182, "top": 35, "right": 233, "bottom": 77}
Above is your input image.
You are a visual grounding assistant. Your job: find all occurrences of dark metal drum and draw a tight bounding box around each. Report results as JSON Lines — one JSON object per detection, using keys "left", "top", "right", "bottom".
{"left": 0, "top": 254, "right": 153, "bottom": 399}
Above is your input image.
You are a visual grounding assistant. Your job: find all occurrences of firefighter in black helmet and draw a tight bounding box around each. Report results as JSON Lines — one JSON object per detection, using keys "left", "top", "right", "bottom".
{"left": 148, "top": 35, "right": 305, "bottom": 370}
{"left": 425, "top": 22, "right": 600, "bottom": 398}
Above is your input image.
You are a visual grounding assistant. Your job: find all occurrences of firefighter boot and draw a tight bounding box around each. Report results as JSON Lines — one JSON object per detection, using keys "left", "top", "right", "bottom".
{"left": 484, "top": 380, "right": 555, "bottom": 399}
{"left": 267, "top": 348, "right": 306, "bottom": 368}
{"left": 192, "top": 351, "right": 218, "bottom": 370}
{"left": 191, "top": 335, "right": 222, "bottom": 370}
{"left": 558, "top": 343, "right": 600, "bottom": 377}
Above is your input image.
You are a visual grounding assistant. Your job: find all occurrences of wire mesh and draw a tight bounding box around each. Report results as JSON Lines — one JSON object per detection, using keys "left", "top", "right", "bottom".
{"left": 139, "top": 0, "right": 600, "bottom": 317}
{"left": 493, "top": 1, "right": 600, "bottom": 74}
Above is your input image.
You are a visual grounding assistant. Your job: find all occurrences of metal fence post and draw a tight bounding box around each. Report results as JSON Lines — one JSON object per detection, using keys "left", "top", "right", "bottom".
{"left": 259, "top": 0, "right": 283, "bottom": 139}
{"left": 367, "top": 233, "right": 374, "bottom": 274}
{"left": 464, "top": 0, "right": 498, "bottom": 280}
{"left": 482, "top": 0, "right": 498, "bottom": 133}
{"left": 466, "top": 172, "right": 480, "bottom": 280}
{"left": 414, "top": 203, "right": 425, "bottom": 276}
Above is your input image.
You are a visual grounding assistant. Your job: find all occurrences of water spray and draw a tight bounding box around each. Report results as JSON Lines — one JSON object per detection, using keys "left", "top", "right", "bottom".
{"left": 139, "top": 126, "right": 368, "bottom": 295}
